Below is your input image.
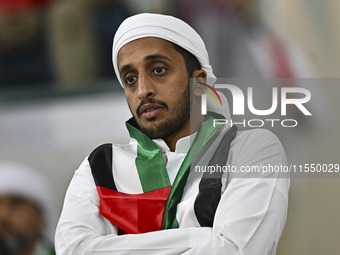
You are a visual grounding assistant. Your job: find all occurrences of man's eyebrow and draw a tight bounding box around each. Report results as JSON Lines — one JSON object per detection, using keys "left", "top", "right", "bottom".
{"left": 119, "top": 64, "right": 132, "bottom": 75}
{"left": 145, "top": 54, "right": 172, "bottom": 62}
{"left": 119, "top": 54, "right": 172, "bottom": 75}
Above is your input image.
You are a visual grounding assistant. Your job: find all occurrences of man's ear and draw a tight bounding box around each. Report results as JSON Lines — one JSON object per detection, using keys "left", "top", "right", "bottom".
{"left": 192, "top": 69, "right": 207, "bottom": 97}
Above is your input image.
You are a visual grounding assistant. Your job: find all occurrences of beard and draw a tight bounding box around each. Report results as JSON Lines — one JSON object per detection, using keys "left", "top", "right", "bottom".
{"left": 130, "top": 82, "right": 191, "bottom": 140}
{"left": 0, "top": 226, "right": 35, "bottom": 255}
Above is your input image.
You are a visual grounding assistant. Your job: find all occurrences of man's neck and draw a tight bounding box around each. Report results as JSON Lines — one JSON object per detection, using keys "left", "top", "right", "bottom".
{"left": 163, "top": 115, "right": 205, "bottom": 152}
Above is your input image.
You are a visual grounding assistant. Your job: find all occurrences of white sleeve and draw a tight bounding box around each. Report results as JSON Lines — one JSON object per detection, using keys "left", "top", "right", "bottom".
{"left": 55, "top": 158, "right": 212, "bottom": 255}
{"left": 181, "top": 129, "right": 290, "bottom": 255}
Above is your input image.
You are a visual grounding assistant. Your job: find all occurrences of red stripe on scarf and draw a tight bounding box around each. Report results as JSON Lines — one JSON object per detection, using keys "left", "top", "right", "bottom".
{"left": 97, "top": 186, "right": 171, "bottom": 234}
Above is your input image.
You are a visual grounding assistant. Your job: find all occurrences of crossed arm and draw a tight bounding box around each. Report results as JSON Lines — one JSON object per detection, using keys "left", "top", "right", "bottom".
{"left": 55, "top": 129, "right": 289, "bottom": 255}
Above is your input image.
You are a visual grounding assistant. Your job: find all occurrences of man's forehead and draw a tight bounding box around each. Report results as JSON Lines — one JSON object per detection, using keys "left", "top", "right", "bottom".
{"left": 117, "top": 37, "right": 175, "bottom": 67}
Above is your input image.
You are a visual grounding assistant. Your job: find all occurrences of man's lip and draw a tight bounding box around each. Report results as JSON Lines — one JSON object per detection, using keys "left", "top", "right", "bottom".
{"left": 139, "top": 104, "right": 163, "bottom": 119}
{"left": 140, "top": 104, "right": 162, "bottom": 115}
{"left": 141, "top": 108, "right": 162, "bottom": 119}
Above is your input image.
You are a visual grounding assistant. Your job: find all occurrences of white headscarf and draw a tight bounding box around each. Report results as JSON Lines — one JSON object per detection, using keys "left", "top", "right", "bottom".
{"left": 112, "top": 13, "right": 216, "bottom": 87}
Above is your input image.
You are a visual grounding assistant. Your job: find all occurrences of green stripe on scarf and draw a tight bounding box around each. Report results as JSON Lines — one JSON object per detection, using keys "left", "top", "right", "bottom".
{"left": 126, "top": 118, "right": 171, "bottom": 193}
{"left": 126, "top": 114, "right": 224, "bottom": 229}
{"left": 162, "top": 115, "right": 223, "bottom": 229}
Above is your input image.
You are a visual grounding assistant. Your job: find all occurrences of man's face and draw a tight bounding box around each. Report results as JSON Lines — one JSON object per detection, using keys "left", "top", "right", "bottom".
{"left": 117, "top": 37, "right": 191, "bottom": 139}
{"left": 0, "top": 195, "right": 44, "bottom": 253}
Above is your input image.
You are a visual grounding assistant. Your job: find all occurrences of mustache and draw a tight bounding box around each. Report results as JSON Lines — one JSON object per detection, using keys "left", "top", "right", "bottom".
{"left": 136, "top": 98, "right": 168, "bottom": 117}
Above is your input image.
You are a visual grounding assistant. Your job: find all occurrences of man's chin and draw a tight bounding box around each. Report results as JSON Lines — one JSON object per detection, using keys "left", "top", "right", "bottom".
{"left": 138, "top": 120, "right": 173, "bottom": 139}
{"left": 139, "top": 126, "right": 164, "bottom": 139}
{"left": 134, "top": 111, "right": 189, "bottom": 140}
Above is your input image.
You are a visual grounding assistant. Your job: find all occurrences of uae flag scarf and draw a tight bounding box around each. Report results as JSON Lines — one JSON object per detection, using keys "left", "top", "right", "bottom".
{"left": 89, "top": 114, "right": 236, "bottom": 235}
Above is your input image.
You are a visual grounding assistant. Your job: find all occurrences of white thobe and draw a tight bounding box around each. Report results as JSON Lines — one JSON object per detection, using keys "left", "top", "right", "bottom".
{"left": 55, "top": 128, "right": 289, "bottom": 255}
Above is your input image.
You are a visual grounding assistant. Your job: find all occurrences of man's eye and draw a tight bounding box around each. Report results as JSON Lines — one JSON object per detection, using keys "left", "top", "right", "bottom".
{"left": 153, "top": 67, "right": 165, "bottom": 74}
{"left": 126, "top": 76, "right": 136, "bottom": 84}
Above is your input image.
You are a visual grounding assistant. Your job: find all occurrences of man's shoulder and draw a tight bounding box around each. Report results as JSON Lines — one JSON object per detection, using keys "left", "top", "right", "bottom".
{"left": 86, "top": 141, "right": 138, "bottom": 173}
{"left": 230, "top": 128, "right": 286, "bottom": 157}
{"left": 88, "top": 139, "right": 137, "bottom": 159}
{"left": 236, "top": 128, "right": 279, "bottom": 140}
{"left": 89, "top": 143, "right": 113, "bottom": 158}
{"left": 234, "top": 128, "right": 281, "bottom": 145}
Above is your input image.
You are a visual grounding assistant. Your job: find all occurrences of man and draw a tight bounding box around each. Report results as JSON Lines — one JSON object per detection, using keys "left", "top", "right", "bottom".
{"left": 55, "top": 13, "right": 289, "bottom": 255}
{"left": 0, "top": 162, "right": 55, "bottom": 255}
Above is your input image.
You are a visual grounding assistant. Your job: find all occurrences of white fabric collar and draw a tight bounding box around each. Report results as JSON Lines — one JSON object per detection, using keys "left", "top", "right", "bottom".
{"left": 153, "top": 132, "right": 197, "bottom": 154}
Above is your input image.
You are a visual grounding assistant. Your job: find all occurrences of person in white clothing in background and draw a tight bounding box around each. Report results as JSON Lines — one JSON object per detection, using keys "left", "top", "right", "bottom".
{"left": 55, "top": 13, "right": 289, "bottom": 255}
{"left": 0, "top": 162, "right": 55, "bottom": 255}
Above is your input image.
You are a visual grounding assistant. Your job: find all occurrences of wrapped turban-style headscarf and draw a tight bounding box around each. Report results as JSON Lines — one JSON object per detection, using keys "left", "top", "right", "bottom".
{"left": 112, "top": 13, "right": 216, "bottom": 87}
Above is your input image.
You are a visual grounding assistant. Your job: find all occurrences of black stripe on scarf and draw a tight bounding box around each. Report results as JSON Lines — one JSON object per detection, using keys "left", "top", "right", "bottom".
{"left": 194, "top": 125, "right": 237, "bottom": 227}
{"left": 88, "top": 143, "right": 117, "bottom": 191}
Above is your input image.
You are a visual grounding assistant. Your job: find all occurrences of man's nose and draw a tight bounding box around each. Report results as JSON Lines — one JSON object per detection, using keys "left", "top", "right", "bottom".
{"left": 137, "top": 72, "right": 155, "bottom": 100}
